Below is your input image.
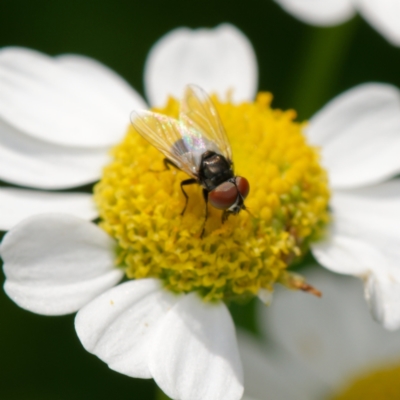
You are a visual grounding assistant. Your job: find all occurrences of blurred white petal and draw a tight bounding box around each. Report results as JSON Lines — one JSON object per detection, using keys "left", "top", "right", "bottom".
{"left": 365, "top": 269, "right": 400, "bottom": 331}
{"left": 0, "top": 187, "right": 97, "bottom": 231}
{"left": 258, "top": 269, "right": 400, "bottom": 392}
{"left": 145, "top": 24, "right": 257, "bottom": 107}
{"left": 75, "top": 279, "right": 180, "bottom": 379}
{"left": 238, "top": 330, "right": 323, "bottom": 400}
{"left": 307, "top": 83, "right": 400, "bottom": 189}
{"left": 274, "top": 0, "right": 355, "bottom": 26}
{"left": 275, "top": 0, "right": 400, "bottom": 46}
{"left": 358, "top": 0, "right": 400, "bottom": 46}
{"left": 149, "top": 292, "right": 244, "bottom": 400}
{"left": 0, "top": 118, "right": 109, "bottom": 189}
{"left": 1, "top": 214, "right": 122, "bottom": 315}
{"left": 0, "top": 47, "right": 144, "bottom": 148}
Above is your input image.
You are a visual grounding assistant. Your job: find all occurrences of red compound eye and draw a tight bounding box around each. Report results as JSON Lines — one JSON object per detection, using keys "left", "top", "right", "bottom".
{"left": 209, "top": 177, "right": 250, "bottom": 210}
{"left": 236, "top": 176, "right": 250, "bottom": 199}
{"left": 209, "top": 181, "right": 238, "bottom": 210}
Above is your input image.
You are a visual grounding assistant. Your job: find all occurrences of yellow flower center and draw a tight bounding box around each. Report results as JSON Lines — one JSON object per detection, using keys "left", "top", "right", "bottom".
{"left": 330, "top": 362, "right": 400, "bottom": 400}
{"left": 94, "top": 93, "right": 330, "bottom": 302}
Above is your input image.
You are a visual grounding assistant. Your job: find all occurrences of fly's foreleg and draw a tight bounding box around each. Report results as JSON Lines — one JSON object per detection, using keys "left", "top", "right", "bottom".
{"left": 200, "top": 189, "right": 209, "bottom": 239}
{"left": 180, "top": 178, "right": 197, "bottom": 216}
{"left": 222, "top": 210, "right": 230, "bottom": 224}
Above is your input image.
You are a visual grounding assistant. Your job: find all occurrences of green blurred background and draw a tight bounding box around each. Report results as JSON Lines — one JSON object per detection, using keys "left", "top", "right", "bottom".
{"left": 1, "top": 0, "right": 400, "bottom": 398}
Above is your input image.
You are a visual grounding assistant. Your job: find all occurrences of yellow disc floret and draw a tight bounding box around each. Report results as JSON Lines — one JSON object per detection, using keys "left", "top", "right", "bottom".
{"left": 94, "top": 93, "right": 330, "bottom": 302}
{"left": 331, "top": 362, "right": 400, "bottom": 400}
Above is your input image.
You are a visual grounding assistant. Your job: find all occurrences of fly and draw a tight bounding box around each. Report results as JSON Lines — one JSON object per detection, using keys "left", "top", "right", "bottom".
{"left": 130, "top": 84, "right": 250, "bottom": 237}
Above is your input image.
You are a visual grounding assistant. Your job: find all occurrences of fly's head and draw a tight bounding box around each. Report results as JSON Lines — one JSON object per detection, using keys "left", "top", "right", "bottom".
{"left": 209, "top": 176, "right": 250, "bottom": 221}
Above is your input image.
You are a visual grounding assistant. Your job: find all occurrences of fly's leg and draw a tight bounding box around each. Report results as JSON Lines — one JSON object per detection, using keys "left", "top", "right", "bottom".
{"left": 221, "top": 210, "right": 230, "bottom": 224}
{"left": 163, "top": 158, "right": 179, "bottom": 170}
{"left": 150, "top": 158, "right": 178, "bottom": 173}
{"left": 180, "top": 178, "right": 197, "bottom": 216}
{"left": 200, "top": 189, "right": 209, "bottom": 239}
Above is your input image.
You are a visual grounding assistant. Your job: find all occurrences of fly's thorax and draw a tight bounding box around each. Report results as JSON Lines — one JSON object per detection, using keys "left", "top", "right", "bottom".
{"left": 199, "top": 151, "right": 234, "bottom": 191}
{"left": 94, "top": 92, "right": 330, "bottom": 302}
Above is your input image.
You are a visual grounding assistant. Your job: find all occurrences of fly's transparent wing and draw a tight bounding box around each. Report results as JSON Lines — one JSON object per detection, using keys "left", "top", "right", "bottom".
{"left": 179, "top": 84, "right": 233, "bottom": 162}
{"left": 130, "top": 110, "right": 198, "bottom": 178}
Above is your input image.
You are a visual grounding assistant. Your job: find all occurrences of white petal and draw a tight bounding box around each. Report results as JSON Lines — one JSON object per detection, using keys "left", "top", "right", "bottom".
{"left": 0, "top": 47, "right": 144, "bottom": 148}
{"left": 365, "top": 269, "right": 400, "bottom": 330}
{"left": 358, "top": 0, "right": 400, "bottom": 46}
{"left": 258, "top": 268, "right": 400, "bottom": 390}
{"left": 312, "top": 180, "right": 400, "bottom": 329}
{"left": 1, "top": 214, "right": 122, "bottom": 315}
{"left": 144, "top": 24, "right": 257, "bottom": 107}
{"left": 307, "top": 83, "right": 400, "bottom": 189}
{"left": 149, "top": 293, "right": 243, "bottom": 400}
{"left": 57, "top": 54, "right": 147, "bottom": 113}
{"left": 0, "top": 187, "right": 98, "bottom": 231}
{"left": 0, "top": 118, "right": 109, "bottom": 189}
{"left": 75, "top": 279, "right": 180, "bottom": 379}
{"left": 274, "top": 0, "right": 355, "bottom": 26}
{"left": 313, "top": 180, "right": 400, "bottom": 274}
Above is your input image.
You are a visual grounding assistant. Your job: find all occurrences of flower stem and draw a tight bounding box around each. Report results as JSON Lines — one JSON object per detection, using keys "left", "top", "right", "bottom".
{"left": 229, "top": 297, "right": 259, "bottom": 336}
{"left": 288, "top": 17, "right": 359, "bottom": 119}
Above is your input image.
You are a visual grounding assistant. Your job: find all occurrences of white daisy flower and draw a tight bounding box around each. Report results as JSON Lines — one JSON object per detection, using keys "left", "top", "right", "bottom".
{"left": 2, "top": 22, "right": 400, "bottom": 400}
{"left": 1, "top": 24, "right": 257, "bottom": 400}
{"left": 239, "top": 268, "right": 400, "bottom": 400}
{"left": 274, "top": 0, "right": 400, "bottom": 46}
{"left": 0, "top": 23, "right": 256, "bottom": 231}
